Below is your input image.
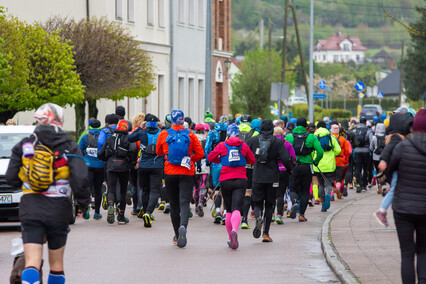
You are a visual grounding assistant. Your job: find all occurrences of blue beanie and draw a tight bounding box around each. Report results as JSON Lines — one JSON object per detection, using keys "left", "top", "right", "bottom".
{"left": 290, "top": 118, "right": 297, "bottom": 124}
{"left": 251, "top": 119, "right": 261, "bottom": 132}
{"left": 280, "top": 115, "right": 288, "bottom": 124}
{"left": 286, "top": 121, "right": 296, "bottom": 130}
{"left": 171, "top": 109, "right": 184, "bottom": 125}
{"left": 227, "top": 123, "right": 239, "bottom": 137}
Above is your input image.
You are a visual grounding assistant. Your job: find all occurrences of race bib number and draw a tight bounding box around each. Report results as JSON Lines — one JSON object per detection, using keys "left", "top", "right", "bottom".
{"left": 86, "top": 147, "right": 98, "bottom": 158}
{"left": 273, "top": 182, "right": 279, "bottom": 188}
{"left": 181, "top": 156, "right": 192, "bottom": 170}
{"left": 228, "top": 149, "right": 241, "bottom": 162}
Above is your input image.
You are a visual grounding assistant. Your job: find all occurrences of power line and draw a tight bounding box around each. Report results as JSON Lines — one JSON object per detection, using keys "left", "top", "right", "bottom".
{"left": 295, "top": 5, "right": 417, "bottom": 18}
{"left": 313, "top": 0, "right": 421, "bottom": 10}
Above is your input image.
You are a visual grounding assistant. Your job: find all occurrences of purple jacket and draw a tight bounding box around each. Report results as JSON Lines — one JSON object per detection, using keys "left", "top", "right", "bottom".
{"left": 276, "top": 135, "right": 296, "bottom": 171}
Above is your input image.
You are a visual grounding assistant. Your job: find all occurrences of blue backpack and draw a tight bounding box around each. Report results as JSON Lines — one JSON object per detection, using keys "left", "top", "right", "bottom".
{"left": 220, "top": 144, "right": 246, "bottom": 167}
{"left": 144, "top": 130, "right": 160, "bottom": 155}
{"left": 166, "top": 129, "right": 191, "bottom": 165}
{"left": 317, "top": 134, "right": 333, "bottom": 151}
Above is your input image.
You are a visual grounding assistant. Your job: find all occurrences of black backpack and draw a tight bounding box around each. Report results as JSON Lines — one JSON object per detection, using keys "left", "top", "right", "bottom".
{"left": 256, "top": 135, "right": 275, "bottom": 164}
{"left": 86, "top": 132, "right": 99, "bottom": 158}
{"left": 374, "top": 135, "right": 386, "bottom": 155}
{"left": 109, "top": 133, "right": 129, "bottom": 157}
{"left": 355, "top": 127, "right": 368, "bottom": 147}
{"left": 293, "top": 132, "right": 313, "bottom": 156}
{"left": 239, "top": 129, "right": 255, "bottom": 143}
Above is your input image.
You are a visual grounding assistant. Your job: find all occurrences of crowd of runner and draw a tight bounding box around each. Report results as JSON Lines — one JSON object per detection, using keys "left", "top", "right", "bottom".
{"left": 5, "top": 103, "right": 426, "bottom": 284}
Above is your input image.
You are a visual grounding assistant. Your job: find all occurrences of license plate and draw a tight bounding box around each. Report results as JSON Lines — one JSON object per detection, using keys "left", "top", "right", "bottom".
{"left": 367, "top": 112, "right": 373, "bottom": 115}
{"left": 0, "top": 194, "right": 12, "bottom": 204}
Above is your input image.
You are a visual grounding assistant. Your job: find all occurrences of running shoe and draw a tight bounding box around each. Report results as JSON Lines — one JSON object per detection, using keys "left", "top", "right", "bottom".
{"left": 262, "top": 234, "right": 273, "bottom": 242}
{"left": 177, "top": 226, "right": 187, "bottom": 248}
{"left": 241, "top": 219, "right": 250, "bottom": 229}
{"left": 102, "top": 193, "right": 108, "bottom": 210}
{"left": 361, "top": 187, "right": 367, "bottom": 192}
{"left": 290, "top": 204, "right": 299, "bottom": 219}
{"left": 195, "top": 207, "right": 199, "bottom": 215}
{"left": 314, "top": 199, "right": 320, "bottom": 205}
{"left": 275, "top": 215, "right": 284, "bottom": 225}
{"left": 374, "top": 210, "right": 389, "bottom": 227}
{"left": 126, "top": 190, "right": 132, "bottom": 206}
{"left": 107, "top": 205, "right": 115, "bottom": 224}
{"left": 324, "top": 194, "right": 331, "bottom": 210}
{"left": 321, "top": 204, "right": 327, "bottom": 212}
{"left": 353, "top": 179, "right": 357, "bottom": 188}
{"left": 137, "top": 208, "right": 145, "bottom": 219}
{"left": 342, "top": 186, "right": 348, "bottom": 197}
{"left": 250, "top": 210, "right": 255, "bottom": 218}
{"left": 163, "top": 203, "right": 171, "bottom": 213}
{"left": 271, "top": 214, "right": 276, "bottom": 223}
{"left": 368, "top": 183, "right": 372, "bottom": 189}
{"left": 143, "top": 213, "right": 152, "bottom": 228}
{"left": 83, "top": 210, "right": 90, "bottom": 220}
{"left": 252, "top": 217, "right": 263, "bottom": 239}
{"left": 349, "top": 183, "right": 353, "bottom": 190}
{"left": 333, "top": 188, "right": 342, "bottom": 199}
{"left": 214, "top": 212, "right": 222, "bottom": 224}
{"left": 93, "top": 212, "right": 103, "bottom": 220}
{"left": 229, "top": 230, "right": 239, "bottom": 250}
{"left": 172, "top": 236, "right": 178, "bottom": 246}
{"left": 158, "top": 202, "right": 165, "bottom": 210}
{"left": 131, "top": 208, "right": 139, "bottom": 216}
{"left": 377, "top": 185, "right": 382, "bottom": 195}
{"left": 197, "top": 204, "right": 204, "bottom": 217}
{"left": 356, "top": 185, "right": 361, "bottom": 193}
{"left": 189, "top": 210, "right": 193, "bottom": 218}
{"left": 221, "top": 213, "right": 226, "bottom": 225}
{"left": 330, "top": 196, "right": 335, "bottom": 201}
{"left": 299, "top": 215, "right": 307, "bottom": 222}
{"left": 117, "top": 214, "right": 129, "bottom": 224}
{"left": 308, "top": 200, "right": 314, "bottom": 207}
{"left": 212, "top": 209, "right": 217, "bottom": 218}
{"left": 149, "top": 213, "right": 155, "bottom": 221}
{"left": 286, "top": 211, "right": 291, "bottom": 218}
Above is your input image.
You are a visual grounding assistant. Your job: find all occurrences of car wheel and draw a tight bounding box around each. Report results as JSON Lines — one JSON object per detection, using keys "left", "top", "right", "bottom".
{"left": 69, "top": 193, "right": 77, "bottom": 224}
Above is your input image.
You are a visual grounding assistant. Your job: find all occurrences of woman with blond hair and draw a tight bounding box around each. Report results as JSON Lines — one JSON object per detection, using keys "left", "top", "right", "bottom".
{"left": 129, "top": 113, "right": 145, "bottom": 215}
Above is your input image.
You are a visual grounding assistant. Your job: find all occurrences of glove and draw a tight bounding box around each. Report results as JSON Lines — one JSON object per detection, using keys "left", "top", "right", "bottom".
{"left": 197, "top": 166, "right": 202, "bottom": 173}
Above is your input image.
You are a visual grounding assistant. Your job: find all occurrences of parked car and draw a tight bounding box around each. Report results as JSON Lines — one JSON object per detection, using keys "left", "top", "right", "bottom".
{"left": 0, "top": 125, "right": 35, "bottom": 222}
{"left": 360, "top": 104, "right": 383, "bottom": 121}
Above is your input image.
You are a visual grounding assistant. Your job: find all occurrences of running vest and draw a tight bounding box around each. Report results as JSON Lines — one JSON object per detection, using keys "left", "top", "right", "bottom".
{"left": 220, "top": 144, "right": 246, "bottom": 167}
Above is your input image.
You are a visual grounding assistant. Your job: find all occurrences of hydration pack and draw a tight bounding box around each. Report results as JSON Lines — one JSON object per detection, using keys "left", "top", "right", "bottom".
{"left": 143, "top": 131, "right": 160, "bottom": 155}
{"left": 355, "top": 127, "right": 368, "bottom": 147}
{"left": 239, "top": 129, "right": 254, "bottom": 143}
{"left": 220, "top": 144, "right": 246, "bottom": 167}
{"left": 256, "top": 135, "right": 275, "bottom": 164}
{"left": 293, "top": 132, "right": 313, "bottom": 156}
{"left": 317, "top": 134, "right": 333, "bottom": 151}
{"left": 86, "top": 132, "right": 99, "bottom": 158}
{"left": 110, "top": 133, "right": 129, "bottom": 157}
{"left": 374, "top": 135, "right": 386, "bottom": 155}
{"left": 166, "top": 129, "right": 190, "bottom": 165}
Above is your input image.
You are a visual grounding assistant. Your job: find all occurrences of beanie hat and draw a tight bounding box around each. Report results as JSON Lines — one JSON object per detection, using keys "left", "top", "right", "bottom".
{"left": 227, "top": 123, "right": 239, "bottom": 137}
{"left": 296, "top": 117, "right": 307, "bottom": 127}
{"left": 203, "top": 123, "right": 211, "bottom": 131}
{"left": 286, "top": 122, "right": 296, "bottom": 130}
{"left": 280, "top": 115, "right": 288, "bottom": 124}
{"left": 290, "top": 118, "right": 297, "bottom": 124}
{"left": 219, "top": 115, "right": 229, "bottom": 124}
{"left": 317, "top": 121, "right": 327, "bottom": 129}
{"left": 330, "top": 124, "right": 340, "bottom": 134}
{"left": 90, "top": 119, "right": 101, "bottom": 129}
{"left": 115, "top": 106, "right": 125, "bottom": 117}
{"left": 117, "top": 119, "right": 129, "bottom": 131}
{"left": 251, "top": 119, "right": 261, "bottom": 132}
{"left": 165, "top": 114, "right": 171, "bottom": 124}
{"left": 145, "top": 113, "right": 159, "bottom": 122}
{"left": 195, "top": 124, "right": 205, "bottom": 132}
{"left": 34, "top": 103, "right": 64, "bottom": 128}
{"left": 171, "top": 109, "right": 184, "bottom": 125}
{"left": 412, "top": 109, "right": 426, "bottom": 133}
{"left": 107, "top": 114, "right": 119, "bottom": 125}
{"left": 184, "top": 117, "right": 192, "bottom": 126}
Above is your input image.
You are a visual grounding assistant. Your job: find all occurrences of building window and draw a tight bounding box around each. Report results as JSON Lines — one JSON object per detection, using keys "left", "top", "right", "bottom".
{"left": 188, "top": 0, "right": 195, "bottom": 26}
{"left": 178, "top": 77, "right": 185, "bottom": 110}
{"left": 356, "top": 55, "right": 360, "bottom": 61}
{"left": 178, "top": 0, "right": 185, "bottom": 24}
{"left": 157, "top": 75, "right": 164, "bottom": 117}
{"left": 198, "top": 79, "right": 204, "bottom": 119}
{"left": 127, "top": 0, "right": 135, "bottom": 22}
{"left": 198, "top": 0, "right": 204, "bottom": 28}
{"left": 188, "top": 78, "right": 194, "bottom": 116}
{"left": 115, "top": 0, "right": 123, "bottom": 20}
{"left": 158, "top": 0, "right": 165, "bottom": 28}
{"left": 333, "top": 55, "right": 338, "bottom": 62}
{"left": 323, "top": 55, "right": 326, "bottom": 61}
{"left": 343, "top": 44, "right": 349, "bottom": 51}
{"left": 345, "top": 55, "right": 349, "bottom": 61}
{"left": 147, "top": 0, "right": 154, "bottom": 26}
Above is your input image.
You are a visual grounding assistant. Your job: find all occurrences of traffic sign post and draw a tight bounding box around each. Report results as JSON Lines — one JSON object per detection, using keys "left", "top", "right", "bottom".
{"left": 355, "top": 81, "right": 365, "bottom": 92}
{"left": 377, "top": 92, "right": 384, "bottom": 106}
{"left": 319, "top": 80, "right": 326, "bottom": 90}
{"left": 358, "top": 92, "right": 364, "bottom": 117}
{"left": 313, "top": 94, "right": 327, "bottom": 100}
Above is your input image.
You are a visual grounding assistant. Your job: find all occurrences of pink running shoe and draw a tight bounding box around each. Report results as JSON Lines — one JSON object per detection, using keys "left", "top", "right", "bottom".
{"left": 229, "top": 230, "right": 239, "bottom": 250}
{"left": 374, "top": 210, "right": 389, "bottom": 227}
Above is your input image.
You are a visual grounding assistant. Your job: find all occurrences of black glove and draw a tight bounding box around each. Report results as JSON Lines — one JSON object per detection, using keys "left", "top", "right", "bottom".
{"left": 197, "top": 166, "right": 202, "bottom": 173}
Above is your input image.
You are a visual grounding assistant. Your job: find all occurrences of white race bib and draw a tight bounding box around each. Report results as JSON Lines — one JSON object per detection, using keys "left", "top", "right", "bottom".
{"left": 181, "top": 156, "right": 191, "bottom": 170}
{"left": 86, "top": 147, "right": 98, "bottom": 158}
{"left": 228, "top": 149, "right": 241, "bottom": 162}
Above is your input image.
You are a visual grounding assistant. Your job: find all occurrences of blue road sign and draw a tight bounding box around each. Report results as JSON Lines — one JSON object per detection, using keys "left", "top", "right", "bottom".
{"left": 355, "top": 81, "right": 365, "bottom": 92}
{"left": 377, "top": 92, "right": 384, "bottom": 99}
{"left": 422, "top": 94, "right": 425, "bottom": 98}
{"left": 313, "top": 94, "right": 327, "bottom": 100}
{"left": 319, "top": 80, "right": 326, "bottom": 90}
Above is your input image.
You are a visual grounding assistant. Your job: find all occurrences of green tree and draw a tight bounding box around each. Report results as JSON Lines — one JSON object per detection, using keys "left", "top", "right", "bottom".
{"left": 0, "top": 14, "right": 84, "bottom": 123}
{"left": 403, "top": 7, "right": 426, "bottom": 101}
{"left": 44, "top": 17, "right": 155, "bottom": 137}
{"left": 230, "top": 49, "right": 282, "bottom": 118}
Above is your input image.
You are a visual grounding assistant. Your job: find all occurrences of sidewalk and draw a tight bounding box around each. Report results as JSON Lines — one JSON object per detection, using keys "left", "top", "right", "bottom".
{"left": 329, "top": 189, "right": 401, "bottom": 284}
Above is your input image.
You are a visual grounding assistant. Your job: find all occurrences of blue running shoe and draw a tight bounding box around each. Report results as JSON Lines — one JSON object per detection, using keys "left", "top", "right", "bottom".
{"left": 324, "top": 194, "right": 331, "bottom": 210}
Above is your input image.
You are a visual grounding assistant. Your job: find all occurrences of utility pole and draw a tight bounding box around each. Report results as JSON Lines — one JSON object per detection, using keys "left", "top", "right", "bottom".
{"left": 399, "top": 40, "right": 404, "bottom": 107}
{"left": 344, "top": 90, "right": 346, "bottom": 110}
{"left": 280, "top": 0, "right": 289, "bottom": 117}
{"left": 308, "top": 0, "right": 314, "bottom": 122}
{"left": 259, "top": 19, "right": 264, "bottom": 49}
{"left": 290, "top": 3, "right": 309, "bottom": 102}
{"left": 268, "top": 16, "right": 272, "bottom": 53}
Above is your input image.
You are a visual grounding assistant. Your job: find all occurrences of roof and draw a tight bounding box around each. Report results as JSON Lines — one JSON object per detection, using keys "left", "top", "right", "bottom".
{"left": 377, "top": 69, "right": 402, "bottom": 96}
{"left": 314, "top": 32, "right": 368, "bottom": 51}
{"left": 230, "top": 58, "right": 242, "bottom": 71}
{"left": 373, "top": 49, "right": 392, "bottom": 59}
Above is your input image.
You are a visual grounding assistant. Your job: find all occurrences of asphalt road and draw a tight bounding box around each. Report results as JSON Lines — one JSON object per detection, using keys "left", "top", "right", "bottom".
{"left": 0, "top": 195, "right": 361, "bottom": 283}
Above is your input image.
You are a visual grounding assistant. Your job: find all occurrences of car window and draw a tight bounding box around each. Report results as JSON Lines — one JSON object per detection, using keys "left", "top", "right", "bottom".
{"left": 0, "top": 133, "right": 30, "bottom": 158}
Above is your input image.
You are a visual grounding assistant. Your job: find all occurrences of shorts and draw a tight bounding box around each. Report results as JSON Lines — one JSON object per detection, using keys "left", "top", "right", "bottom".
{"left": 252, "top": 183, "right": 276, "bottom": 204}
{"left": 21, "top": 219, "right": 70, "bottom": 250}
{"left": 246, "top": 168, "right": 253, "bottom": 190}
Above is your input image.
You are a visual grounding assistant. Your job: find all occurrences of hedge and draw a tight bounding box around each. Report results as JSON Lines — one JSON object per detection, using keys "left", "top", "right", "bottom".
{"left": 318, "top": 108, "right": 352, "bottom": 120}
{"left": 315, "top": 98, "right": 399, "bottom": 116}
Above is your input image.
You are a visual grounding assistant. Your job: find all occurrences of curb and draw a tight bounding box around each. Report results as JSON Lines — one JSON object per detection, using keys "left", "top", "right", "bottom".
{"left": 321, "top": 191, "right": 375, "bottom": 284}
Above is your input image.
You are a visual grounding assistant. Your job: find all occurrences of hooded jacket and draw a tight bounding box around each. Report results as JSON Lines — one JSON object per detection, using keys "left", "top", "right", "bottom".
{"left": 313, "top": 127, "right": 341, "bottom": 173}
{"left": 331, "top": 132, "right": 351, "bottom": 167}
{"left": 6, "top": 125, "right": 90, "bottom": 223}
{"left": 79, "top": 128, "right": 104, "bottom": 168}
{"left": 285, "top": 125, "right": 324, "bottom": 165}
{"left": 353, "top": 123, "right": 373, "bottom": 152}
{"left": 247, "top": 120, "right": 292, "bottom": 184}
{"left": 275, "top": 135, "right": 296, "bottom": 171}
{"left": 97, "top": 124, "right": 117, "bottom": 152}
{"left": 380, "top": 114, "right": 412, "bottom": 163}
{"left": 128, "top": 126, "right": 164, "bottom": 169}
{"left": 207, "top": 137, "right": 255, "bottom": 181}
{"left": 389, "top": 133, "right": 426, "bottom": 215}
{"left": 369, "top": 123, "right": 386, "bottom": 161}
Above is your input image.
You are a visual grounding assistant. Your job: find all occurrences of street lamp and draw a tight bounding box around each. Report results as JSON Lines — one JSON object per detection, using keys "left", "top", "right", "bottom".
{"left": 224, "top": 58, "right": 232, "bottom": 72}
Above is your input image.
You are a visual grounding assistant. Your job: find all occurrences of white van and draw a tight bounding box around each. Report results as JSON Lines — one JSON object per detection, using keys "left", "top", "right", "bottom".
{"left": 0, "top": 125, "right": 36, "bottom": 221}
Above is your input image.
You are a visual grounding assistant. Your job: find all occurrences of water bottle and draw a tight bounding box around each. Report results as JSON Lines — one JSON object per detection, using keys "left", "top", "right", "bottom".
{"left": 22, "top": 142, "right": 34, "bottom": 159}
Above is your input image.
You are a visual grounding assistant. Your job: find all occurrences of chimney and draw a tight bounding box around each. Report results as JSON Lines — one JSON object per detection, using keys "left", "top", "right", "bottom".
{"left": 390, "top": 59, "right": 394, "bottom": 70}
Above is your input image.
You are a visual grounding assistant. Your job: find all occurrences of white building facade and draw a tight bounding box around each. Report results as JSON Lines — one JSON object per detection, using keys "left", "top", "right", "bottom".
{"left": 2, "top": 0, "right": 171, "bottom": 130}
